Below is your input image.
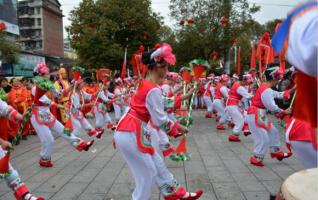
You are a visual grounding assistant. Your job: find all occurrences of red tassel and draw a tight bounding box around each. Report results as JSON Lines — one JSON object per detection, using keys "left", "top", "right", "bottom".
{"left": 174, "top": 137, "right": 187, "bottom": 154}
{"left": 0, "top": 152, "right": 10, "bottom": 174}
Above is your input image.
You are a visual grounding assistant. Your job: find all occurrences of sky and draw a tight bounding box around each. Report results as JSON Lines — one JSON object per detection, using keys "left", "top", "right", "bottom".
{"left": 59, "top": 0, "right": 306, "bottom": 37}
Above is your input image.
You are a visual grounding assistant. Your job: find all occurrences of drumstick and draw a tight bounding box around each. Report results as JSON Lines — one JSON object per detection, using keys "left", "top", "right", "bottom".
{"left": 288, "top": 91, "right": 297, "bottom": 110}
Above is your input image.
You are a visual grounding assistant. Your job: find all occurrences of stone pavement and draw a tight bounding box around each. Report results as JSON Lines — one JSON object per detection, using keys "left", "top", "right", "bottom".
{"left": 0, "top": 110, "right": 303, "bottom": 200}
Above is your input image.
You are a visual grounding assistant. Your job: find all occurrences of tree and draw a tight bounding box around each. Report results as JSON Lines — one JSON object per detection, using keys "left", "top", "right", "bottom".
{"left": 67, "top": 0, "right": 163, "bottom": 69}
{"left": 169, "top": 0, "right": 260, "bottom": 73}
{"left": 0, "top": 30, "right": 20, "bottom": 64}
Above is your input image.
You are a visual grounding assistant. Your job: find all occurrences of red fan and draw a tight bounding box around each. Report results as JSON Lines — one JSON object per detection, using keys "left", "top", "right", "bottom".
{"left": 0, "top": 152, "right": 10, "bottom": 174}
{"left": 181, "top": 70, "right": 192, "bottom": 84}
{"left": 192, "top": 65, "right": 206, "bottom": 80}
{"left": 72, "top": 71, "right": 81, "bottom": 81}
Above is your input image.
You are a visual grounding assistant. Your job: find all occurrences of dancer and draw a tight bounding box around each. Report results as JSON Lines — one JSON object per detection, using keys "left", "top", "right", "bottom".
{"left": 203, "top": 79, "right": 214, "bottom": 118}
{"left": 212, "top": 74, "right": 229, "bottom": 130}
{"left": 114, "top": 43, "right": 203, "bottom": 200}
{"left": 226, "top": 74, "right": 253, "bottom": 142}
{"left": 69, "top": 76, "right": 103, "bottom": 138}
{"left": 94, "top": 77, "right": 116, "bottom": 134}
{"left": 31, "top": 63, "right": 94, "bottom": 168}
{"left": 246, "top": 67, "right": 292, "bottom": 167}
{"left": 1, "top": 138, "right": 44, "bottom": 200}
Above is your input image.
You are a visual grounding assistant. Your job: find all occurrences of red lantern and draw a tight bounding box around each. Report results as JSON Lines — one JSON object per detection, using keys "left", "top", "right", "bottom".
{"left": 179, "top": 20, "right": 185, "bottom": 26}
{"left": 220, "top": 16, "right": 229, "bottom": 26}
{"left": 0, "top": 22, "right": 6, "bottom": 31}
{"left": 187, "top": 18, "right": 194, "bottom": 26}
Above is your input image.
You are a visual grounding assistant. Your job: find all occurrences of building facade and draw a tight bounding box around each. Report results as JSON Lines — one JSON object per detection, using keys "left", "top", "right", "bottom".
{"left": 18, "top": 0, "right": 63, "bottom": 57}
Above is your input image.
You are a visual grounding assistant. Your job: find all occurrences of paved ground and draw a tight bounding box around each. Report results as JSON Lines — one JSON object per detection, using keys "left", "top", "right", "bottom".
{"left": 0, "top": 110, "right": 303, "bottom": 200}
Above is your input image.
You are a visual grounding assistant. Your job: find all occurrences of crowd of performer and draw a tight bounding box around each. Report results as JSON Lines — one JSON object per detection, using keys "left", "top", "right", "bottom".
{"left": 0, "top": 2, "right": 317, "bottom": 200}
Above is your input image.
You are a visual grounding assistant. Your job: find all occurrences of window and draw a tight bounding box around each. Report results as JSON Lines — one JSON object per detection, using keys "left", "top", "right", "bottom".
{"left": 29, "top": 8, "right": 34, "bottom": 15}
{"left": 36, "top": 30, "right": 41, "bottom": 37}
{"left": 37, "top": 18, "right": 41, "bottom": 26}
{"left": 36, "top": 41, "right": 42, "bottom": 48}
{"left": 37, "top": 8, "right": 40, "bottom": 14}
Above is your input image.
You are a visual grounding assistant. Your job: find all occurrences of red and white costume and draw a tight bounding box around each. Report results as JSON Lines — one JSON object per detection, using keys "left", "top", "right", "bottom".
{"left": 226, "top": 81, "right": 252, "bottom": 140}
{"left": 0, "top": 99, "right": 44, "bottom": 200}
{"left": 69, "top": 89, "right": 98, "bottom": 137}
{"left": 285, "top": 117, "right": 317, "bottom": 169}
{"left": 246, "top": 83, "right": 288, "bottom": 163}
{"left": 212, "top": 81, "right": 229, "bottom": 126}
{"left": 94, "top": 89, "right": 114, "bottom": 131}
{"left": 203, "top": 82, "right": 214, "bottom": 117}
{"left": 113, "top": 84, "right": 125, "bottom": 122}
{"left": 114, "top": 80, "right": 185, "bottom": 199}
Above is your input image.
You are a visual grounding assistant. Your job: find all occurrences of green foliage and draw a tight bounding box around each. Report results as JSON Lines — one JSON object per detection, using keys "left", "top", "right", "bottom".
{"left": 169, "top": 0, "right": 261, "bottom": 72}
{"left": 67, "top": 0, "right": 163, "bottom": 70}
{"left": 0, "top": 31, "right": 20, "bottom": 64}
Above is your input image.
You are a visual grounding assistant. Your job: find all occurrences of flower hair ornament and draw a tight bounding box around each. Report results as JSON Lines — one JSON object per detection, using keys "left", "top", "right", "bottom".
{"left": 150, "top": 43, "right": 176, "bottom": 65}
{"left": 34, "top": 62, "right": 49, "bottom": 76}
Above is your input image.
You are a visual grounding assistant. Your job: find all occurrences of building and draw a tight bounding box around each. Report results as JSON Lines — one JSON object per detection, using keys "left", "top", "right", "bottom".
{"left": 0, "top": 0, "right": 20, "bottom": 40}
{"left": 64, "top": 38, "right": 77, "bottom": 59}
{"left": 18, "top": 0, "right": 64, "bottom": 57}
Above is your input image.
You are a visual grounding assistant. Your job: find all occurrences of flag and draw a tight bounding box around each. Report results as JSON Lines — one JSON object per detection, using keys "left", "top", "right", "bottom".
{"left": 237, "top": 47, "right": 241, "bottom": 75}
{"left": 250, "top": 42, "right": 256, "bottom": 68}
{"left": 121, "top": 47, "right": 127, "bottom": 79}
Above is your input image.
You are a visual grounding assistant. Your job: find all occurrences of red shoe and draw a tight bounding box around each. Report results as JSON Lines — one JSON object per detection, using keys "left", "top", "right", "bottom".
{"left": 271, "top": 150, "right": 293, "bottom": 161}
{"left": 215, "top": 116, "right": 220, "bottom": 122}
{"left": 164, "top": 187, "right": 186, "bottom": 200}
{"left": 14, "top": 185, "right": 45, "bottom": 200}
{"left": 181, "top": 190, "right": 203, "bottom": 200}
{"left": 216, "top": 124, "right": 226, "bottom": 130}
{"left": 95, "top": 129, "right": 104, "bottom": 139}
{"left": 23, "top": 193, "right": 45, "bottom": 200}
{"left": 107, "top": 123, "right": 114, "bottom": 129}
{"left": 228, "top": 135, "right": 241, "bottom": 142}
{"left": 205, "top": 113, "right": 212, "bottom": 118}
{"left": 242, "top": 123, "right": 251, "bottom": 136}
{"left": 249, "top": 156, "right": 264, "bottom": 167}
{"left": 76, "top": 140, "right": 95, "bottom": 152}
{"left": 243, "top": 131, "right": 251, "bottom": 136}
{"left": 39, "top": 159, "right": 53, "bottom": 168}
{"left": 228, "top": 122, "right": 235, "bottom": 128}
{"left": 88, "top": 129, "right": 98, "bottom": 137}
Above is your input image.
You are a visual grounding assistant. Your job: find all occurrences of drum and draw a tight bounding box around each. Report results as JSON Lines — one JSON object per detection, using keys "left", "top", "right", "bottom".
{"left": 279, "top": 168, "right": 318, "bottom": 200}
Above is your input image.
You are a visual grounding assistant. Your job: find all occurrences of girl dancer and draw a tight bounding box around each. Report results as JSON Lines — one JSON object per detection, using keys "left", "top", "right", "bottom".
{"left": 114, "top": 43, "right": 203, "bottom": 200}
{"left": 31, "top": 63, "right": 94, "bottom": 168}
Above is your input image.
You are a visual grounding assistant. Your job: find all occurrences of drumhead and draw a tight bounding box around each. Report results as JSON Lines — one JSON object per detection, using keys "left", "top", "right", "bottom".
{"left": 281, "top": 168, "right": 318, "bottom": 200}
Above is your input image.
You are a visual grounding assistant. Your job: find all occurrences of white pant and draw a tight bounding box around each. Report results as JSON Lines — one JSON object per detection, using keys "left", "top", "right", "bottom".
{"left": 213, "top": 99, "right": 228, "bottom": 124}
{"left": 31, "top": 115, "right": 81, "bottom": 159}
{"left": 71, "top": 115, "right": 93, "bottom": 137}
{"left": 242, "top": 98, "right": 250, "bottom": 110}
{"left": 114, "top": 131, "right": 177, "bottom": 200}
{"left": 291, "top": 141, "right": 318, "bottom": 169}
{"left": 203, "top": 96, "right": 213, "bottom": 113}
{"left": 227, "top": 105, "right": 244, "bottom": 134}
{"left": 113, "top": 103, "right": 123, "bottom": 121}
{"left": 94, "top": 107, "right": 112, "bottom": 128}
{"left": 246, "top": 114, "right": 281, "bottom": 158}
